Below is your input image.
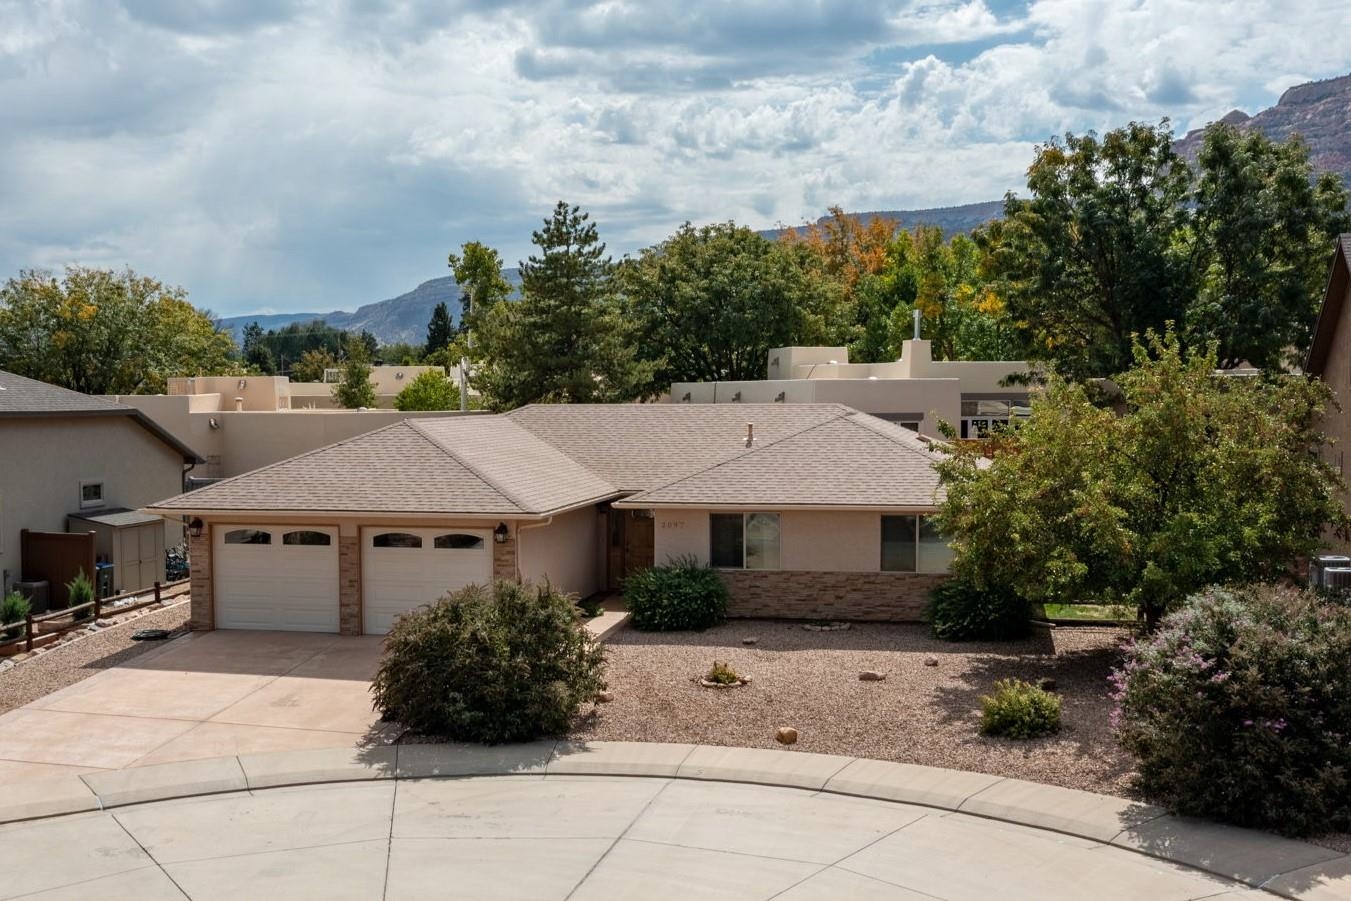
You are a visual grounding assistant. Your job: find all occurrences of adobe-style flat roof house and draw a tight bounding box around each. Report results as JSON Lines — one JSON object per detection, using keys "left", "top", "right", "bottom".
{"left": 146, "top": 404, "right": 954, "bottom": 635}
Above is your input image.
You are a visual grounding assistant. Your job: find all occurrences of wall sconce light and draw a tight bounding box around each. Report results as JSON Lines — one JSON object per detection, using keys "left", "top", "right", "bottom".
{"left": 774, "top": 391, "right": 785, "bottom": 403}
{"left": 395, "top": 371, "right": 405, "bottom": 380}
{"left": 208, "top": 417, "right": 221, "bottom": 430}
{"left": 188, "top": 518, "right": 204, "bottom": 539}
{"left": 237, "top": 379, "right": 247, "bottom": 391}
{"left": 493, "top": 522, "right": 510, "bottom": 544}
{"left": 680, "top": 392, "right": 691, "bottom": 403}
{"left": 731, "top": 391, "right": 742, "bottom": 402}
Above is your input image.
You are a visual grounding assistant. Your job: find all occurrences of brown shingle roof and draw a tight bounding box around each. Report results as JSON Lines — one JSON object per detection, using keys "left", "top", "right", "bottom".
{"left": 147, "top": 403, "right": 947, "bottom": 517}
{"left": 617, "top": 411, "right": 946, "bottom": 508}
{"left": 506, "top": 403, "right": 848, "bottom": 491}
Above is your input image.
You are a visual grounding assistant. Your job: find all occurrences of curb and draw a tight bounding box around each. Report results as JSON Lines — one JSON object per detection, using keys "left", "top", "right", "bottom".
{"left": 2, "top": 742, "right": 1346, "bottom": 899}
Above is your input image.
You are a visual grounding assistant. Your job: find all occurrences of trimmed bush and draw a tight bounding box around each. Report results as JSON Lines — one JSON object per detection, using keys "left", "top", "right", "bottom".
{"left": 705, "top": 661, "right": 740, "bottom": 685}
{"left": 929, "top": 578, "right": 1031, "bottom": 641}
{"left": 625, "top": 557, "right": 728, "bottom": 631}
{"left": 2, "top": 591, "right": 30, "bottom": 641}
{"left": 371, "top": 580, "right": 606, "bottom": 743}
{"left": 66, "top": 570, "right": 94, "bottom": 621}
{"left": 980, "top": 678, "right": 1061, "bottom": 738}
{"left": 1113, "top": 584, "right": 1351, "bottom": 836}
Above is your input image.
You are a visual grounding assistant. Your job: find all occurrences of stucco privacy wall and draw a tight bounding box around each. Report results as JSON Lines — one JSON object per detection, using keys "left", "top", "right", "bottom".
{"left": 0, "top": 417, "right": 185, "bottom": 593}
{"left": 517, "top": 506, "right": 601, "bottom": 599}
{"left": 653, "top": 509, "right": 945, "bottom": 620}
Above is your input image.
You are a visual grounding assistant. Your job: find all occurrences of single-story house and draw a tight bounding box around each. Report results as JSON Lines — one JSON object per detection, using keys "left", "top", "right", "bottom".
{"left": 0, "top": 370, "right": 203, "bottom": 603}
{"left": 145, "top": 404, "right": 954, "bottom": 635}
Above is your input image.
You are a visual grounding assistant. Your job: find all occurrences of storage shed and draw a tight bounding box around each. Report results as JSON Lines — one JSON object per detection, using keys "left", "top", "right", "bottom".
{"left": 66, "top": 509, "right": 167, "bottom": 598}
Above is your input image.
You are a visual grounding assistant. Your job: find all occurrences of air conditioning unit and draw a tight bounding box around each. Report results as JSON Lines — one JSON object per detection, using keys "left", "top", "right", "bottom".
{"left": 1323, "top": 566, "right": 1351, "bottom": 593}
{"left": 1309, "top": 555, "right": 1351, "bottom": 588}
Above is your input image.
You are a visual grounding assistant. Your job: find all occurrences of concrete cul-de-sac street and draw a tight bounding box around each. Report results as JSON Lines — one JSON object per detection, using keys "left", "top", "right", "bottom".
{"left": 1, "top": 632, "right": 1349, "bottom": 900}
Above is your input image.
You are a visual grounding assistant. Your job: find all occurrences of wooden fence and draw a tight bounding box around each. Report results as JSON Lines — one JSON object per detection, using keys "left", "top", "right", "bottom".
{"left": 1, "top": 578, "right": 190, "bottom": 654}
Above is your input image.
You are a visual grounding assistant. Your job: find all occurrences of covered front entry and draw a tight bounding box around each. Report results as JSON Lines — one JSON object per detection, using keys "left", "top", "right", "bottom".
{"left": 360, "top": 527, "right": 492, "bottom": 635}
{"left": 213, "top": 525, "right": 339, "bottom": 632}
{"left": 605, "top": 508, "right": 654, "bottom": 591}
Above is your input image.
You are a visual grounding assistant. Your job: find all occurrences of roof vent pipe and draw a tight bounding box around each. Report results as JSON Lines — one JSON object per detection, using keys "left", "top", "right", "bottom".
{"left": 913, "top": 308, "right": 921, "bottom": 340}
{"left": 745, "top": 423, "right": 754, "bottom": 448}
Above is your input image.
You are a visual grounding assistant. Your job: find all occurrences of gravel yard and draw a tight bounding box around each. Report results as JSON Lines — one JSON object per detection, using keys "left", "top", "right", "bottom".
{"left": 570, "top": 620, "right": 1138, "bottom": 797}
{"left": 0, "top": 600, "right": 190, "bottom": 715}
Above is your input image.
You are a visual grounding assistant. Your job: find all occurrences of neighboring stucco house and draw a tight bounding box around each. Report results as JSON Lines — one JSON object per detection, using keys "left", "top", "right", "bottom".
{"left": 0, "top": 370, "right": 203, "bottom": 598}
{"left": 671, "top": 339, "right": 1030, "bottom": 437}
{"left": 1305, "top": 233, "right": 1351, "bottom": 550}
{"left": 145, "top": 404, "right": 953, "bottom": 635}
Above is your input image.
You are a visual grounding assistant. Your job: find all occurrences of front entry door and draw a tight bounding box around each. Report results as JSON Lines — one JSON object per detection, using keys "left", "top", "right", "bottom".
{"left": 606, "top": 508, "right": 654, "bottom": 591}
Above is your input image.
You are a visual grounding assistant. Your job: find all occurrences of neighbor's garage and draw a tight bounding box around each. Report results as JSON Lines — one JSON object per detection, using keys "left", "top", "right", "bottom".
{"left": 213, "top": 526, "right": 339, "bottom": 632}
{"left": 361, "top": 527, "right": 491, "bottom": 634}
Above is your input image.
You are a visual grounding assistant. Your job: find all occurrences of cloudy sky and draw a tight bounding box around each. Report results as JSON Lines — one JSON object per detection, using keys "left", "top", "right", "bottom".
{"left": 2, "top": 1, "right": 1349, "bottom": 316}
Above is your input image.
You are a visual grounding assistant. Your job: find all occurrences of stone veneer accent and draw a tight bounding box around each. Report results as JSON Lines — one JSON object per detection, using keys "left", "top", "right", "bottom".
{"left": 188, "top": 529, "right": 213, "bottom": 631}
{"left": 493, "top": 529, "right": 517, "bottom": 581}
{"left": 338, "top": 535, "right": 361, "bottom": 636}
{"left": 719, "top": 570, "right": 948, "bottom": 622}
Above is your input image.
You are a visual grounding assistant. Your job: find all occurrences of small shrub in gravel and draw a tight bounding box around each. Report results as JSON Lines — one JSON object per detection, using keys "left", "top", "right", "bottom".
{"left": 929, "top": 578, "right": 1031, "bottom": 641}
{"left": 371, "top": 581, "right": 606, "bottom": 743}
{"left": 980, "top": 678, "right": 1062, "bottom": 739}
{"left": 66, "top": 571, "right": 94, "bottom": 622}
{"left": 625, "top": 557, "right": 728, "bottom": 631}
{"left": 1113, "top": 584, "right": 1351, "bottom": 836}
{"left": 705, "top": 661, "right": 740, "bottom": 685}
{"left": 2, "top": 592, "right": 30, "bottom": 640}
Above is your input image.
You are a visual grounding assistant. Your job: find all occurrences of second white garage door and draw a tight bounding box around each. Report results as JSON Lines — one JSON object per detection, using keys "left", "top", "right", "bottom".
{"left": 361, "top": 527, "right": 492, "bottom": 634}
{"left": 214, "top": 526, "right": 339, "bottom": 632}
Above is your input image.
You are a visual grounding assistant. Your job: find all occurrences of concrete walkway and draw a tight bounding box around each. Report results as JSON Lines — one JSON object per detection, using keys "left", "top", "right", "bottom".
{"left": 2, "top": 742, "right": 1347, "bottom": 900}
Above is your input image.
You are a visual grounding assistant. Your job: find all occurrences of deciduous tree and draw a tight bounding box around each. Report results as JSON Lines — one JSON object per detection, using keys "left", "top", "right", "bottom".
{"left": 394, "top": 370, "right": 457, "bottom": 411}
{"left": 332, "top": 336, "right": 376, "bottom": 408}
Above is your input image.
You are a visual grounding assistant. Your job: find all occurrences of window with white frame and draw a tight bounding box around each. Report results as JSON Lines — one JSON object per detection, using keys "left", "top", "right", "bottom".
{"left": 78, "top": 480, "right": 104, "bottom": 509}
{"left": 710, "top": 513, "right": 780, "bottom": 570}
{"left": 881, "top": 515, "right": 953, "bottom": 573}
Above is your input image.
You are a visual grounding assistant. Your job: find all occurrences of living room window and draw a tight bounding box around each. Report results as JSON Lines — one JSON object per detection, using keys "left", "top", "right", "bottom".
{"left": 79, "top": 480, "right": 104, "bottom": 509}
{"left": 710, "top": 513, "right": 780, "bottom": 570}
{"left": 881, "top": 515, "right": 953, "bottom": 573}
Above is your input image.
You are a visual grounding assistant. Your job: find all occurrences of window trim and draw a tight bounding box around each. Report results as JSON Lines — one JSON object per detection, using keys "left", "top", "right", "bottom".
{"left": 709, "top": 512, "right": 780, "bottom": 571}
{"left": 78, "top": 479, "right": 105, "bottom": 510}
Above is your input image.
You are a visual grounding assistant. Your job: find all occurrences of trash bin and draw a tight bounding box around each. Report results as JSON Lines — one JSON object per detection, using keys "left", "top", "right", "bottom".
{"left": 12, "top": 580, "right": 49, "bottom": 615}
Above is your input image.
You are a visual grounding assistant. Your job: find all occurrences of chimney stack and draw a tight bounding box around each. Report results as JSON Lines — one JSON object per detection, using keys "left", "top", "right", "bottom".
{"left": 913, "top": 308, "right": 921, "bottom": 340}
{"left": 745, "top": 423, "right": 754, "bottom": 448}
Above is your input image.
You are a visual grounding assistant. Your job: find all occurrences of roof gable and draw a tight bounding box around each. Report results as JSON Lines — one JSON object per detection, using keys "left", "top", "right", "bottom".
{"left": 1305, "top": 234, "right": 1351, "bottom": 376}
{"left": 619, "top": 411, "right": 946, "bottom": 509}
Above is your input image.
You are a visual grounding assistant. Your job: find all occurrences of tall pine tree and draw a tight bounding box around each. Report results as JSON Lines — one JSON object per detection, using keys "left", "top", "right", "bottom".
{"left": 425, "top": 301, "right": 453, "bottom": 357}
{"left": 473, "top": 202, "right": 646, "bottom": 409}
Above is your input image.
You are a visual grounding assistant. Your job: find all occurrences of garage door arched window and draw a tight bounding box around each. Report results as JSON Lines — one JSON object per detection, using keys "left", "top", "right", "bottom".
{"left": 223, "top": 529, "right": 271, "bottom": 545}
{"left": 434, "top": 533, "right": 485, "bottom": 550}
{"left": 282, "top": 530, "right": 332, "bottom": 547}
{"left": 372, "top": 532, "right": 422, "bottom": 549}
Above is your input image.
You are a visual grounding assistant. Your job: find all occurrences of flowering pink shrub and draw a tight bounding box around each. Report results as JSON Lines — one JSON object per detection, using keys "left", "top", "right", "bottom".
{"left": 1113, "top": 584, "right": 1351, "bottom": 835}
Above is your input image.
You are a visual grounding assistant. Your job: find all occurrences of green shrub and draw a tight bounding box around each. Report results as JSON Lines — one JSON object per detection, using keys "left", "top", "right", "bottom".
{"left": 1, "top": 592, "right": 30, "bottom": 641}
{"left": 980, "top": 678, "right": 1062, "bottom": 738}
{"left": 625, "top": 557, "right": 728, "bottom": 631}
{"left": 371, "top": 580, "right": 606, "bottom": 743}
{"left": 1113, "top": 584, "right": 1351, "bottom": 836}
{"left": 578, "top": 596, "right": 605, "bottom": 618}
{"left": 929, "top": 578, "right": 1031, "bottom": 641}
{"left": 705, "top": 661, "right": 740, "bottom": 685}
{"left": 66, "top": 570, "right": 94, "bottom": 621}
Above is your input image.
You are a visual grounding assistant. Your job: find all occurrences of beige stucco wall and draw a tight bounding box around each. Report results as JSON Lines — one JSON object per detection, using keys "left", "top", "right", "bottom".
{"left": 0, "top": 417, "right": 185, "bottom": 594}
{"left": 1316, "top": 275, "right": 1351, "bottom": 552}
{"left": 517, "top": 506, "right": 601, "bottom": 598}
{"left": 653, "top": 508, "right": 939, "bottom": 572}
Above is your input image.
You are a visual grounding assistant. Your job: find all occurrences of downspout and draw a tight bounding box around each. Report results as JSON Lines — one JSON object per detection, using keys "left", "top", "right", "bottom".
{"left": 513, "top": 516, "right": 554, "bottom": 583}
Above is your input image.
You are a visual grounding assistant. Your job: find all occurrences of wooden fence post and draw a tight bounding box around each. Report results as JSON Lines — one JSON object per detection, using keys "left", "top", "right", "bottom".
{"left": 154, "top": 581, "right": 162, "bottom": 604}
{"left": 24, "top": 612, "right": 33, "bottom": 652}
{"left": 93, "top": 594, "right": 101, "bottom": 622}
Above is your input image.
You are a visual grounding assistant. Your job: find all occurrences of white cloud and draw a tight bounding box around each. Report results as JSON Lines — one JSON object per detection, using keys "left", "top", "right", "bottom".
{"left": 0, "top": 0, "right": 1347, "bottom": 315}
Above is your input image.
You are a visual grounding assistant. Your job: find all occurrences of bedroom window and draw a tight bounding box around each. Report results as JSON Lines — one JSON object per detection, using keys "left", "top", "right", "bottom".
{"left": 881, "top": 515, "right": 953, "bottom": 573}
{"left": 79, "top": 480, "right": 104, "bottom": 509}
{"left": 710, "top": 513, "right": 780, "bottom": 570}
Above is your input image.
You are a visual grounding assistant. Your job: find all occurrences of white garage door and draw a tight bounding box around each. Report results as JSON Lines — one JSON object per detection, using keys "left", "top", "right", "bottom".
{"left": 214, "top": 526, "right": 339, "bottom": 632}
{"left": 362, "top": 527, "right": 492, "bottom": 635}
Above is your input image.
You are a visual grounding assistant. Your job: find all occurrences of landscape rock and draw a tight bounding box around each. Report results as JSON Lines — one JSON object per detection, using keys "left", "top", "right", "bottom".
{"left": 803, "top": 621, "right": 851, "bottom": 633}
{"left": 594, "top": 691, "right": 615, "bottom": 703}
{"left": 924, "top": 657, "right": 939, "bottom": 667}
{"left": 741, "top": 637, "right": 758, "bottom": 646}
{"left": 858, "top": 671, "right": 887, "bottom": 681}
{"left": 775, "top": 727, "right": 798, "bottom": 745}
{"left": 95, "top": 619, "right": 115, "bottom": 628}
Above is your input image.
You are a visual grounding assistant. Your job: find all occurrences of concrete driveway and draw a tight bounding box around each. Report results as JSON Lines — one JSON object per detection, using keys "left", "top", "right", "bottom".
{"left": 0, "top": 631, "right": 386, "bottom": 782}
